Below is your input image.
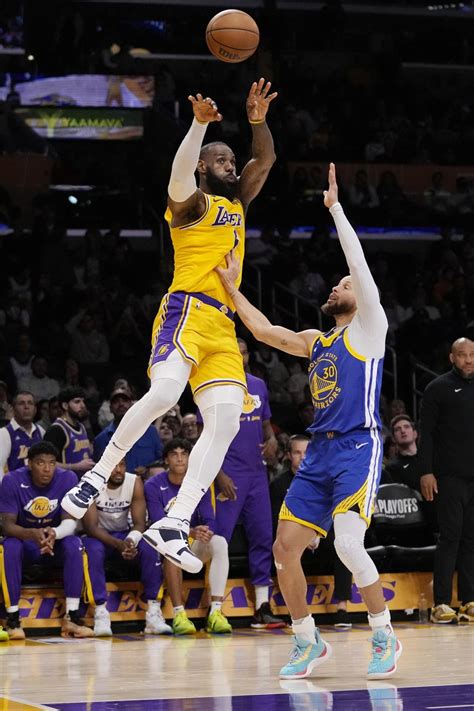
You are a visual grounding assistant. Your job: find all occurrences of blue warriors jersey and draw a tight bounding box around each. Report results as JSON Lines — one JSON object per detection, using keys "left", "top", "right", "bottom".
{"left": 308, "top": 326, "right": 383, "bottom": 434}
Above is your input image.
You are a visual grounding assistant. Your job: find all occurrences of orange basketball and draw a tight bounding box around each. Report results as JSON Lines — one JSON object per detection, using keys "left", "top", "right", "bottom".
{"left": 206, "top": 10, "right": 260, "bottom": 64}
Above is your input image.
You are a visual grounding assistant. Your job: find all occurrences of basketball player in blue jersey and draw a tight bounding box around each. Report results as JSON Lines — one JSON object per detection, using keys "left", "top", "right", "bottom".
{"left": 62, "top": 79, "right": 277, "bottom": 576}
{"left": 216, "top": 163, "right": 402, "bottom": 681}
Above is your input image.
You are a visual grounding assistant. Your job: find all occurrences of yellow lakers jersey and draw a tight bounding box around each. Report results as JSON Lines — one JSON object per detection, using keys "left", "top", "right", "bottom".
{"left": 165, "top": 193, "right": 245, "bottom": 310}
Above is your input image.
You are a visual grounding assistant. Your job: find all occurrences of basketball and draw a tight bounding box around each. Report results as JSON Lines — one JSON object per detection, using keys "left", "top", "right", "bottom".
{"left": 206, "top": 10, "right": 260, "bottom": 64}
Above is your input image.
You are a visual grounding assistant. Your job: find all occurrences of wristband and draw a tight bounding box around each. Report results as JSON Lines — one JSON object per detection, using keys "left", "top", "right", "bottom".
{"left": 126, "top": 530, "right": 142, "bottom": 547}
{"left": 194, "top": 117, "right": 209, "bottom": 126}
{"left": 249, "top": 119, "right": 265, "bottom": 125}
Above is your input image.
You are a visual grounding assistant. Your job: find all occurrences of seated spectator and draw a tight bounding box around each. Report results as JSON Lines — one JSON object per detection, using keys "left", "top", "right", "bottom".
{"left": 94, "top": 386, "right": 162, "bottom": 477}
{"left": 424, "top": 171, "right": 451, "bottom": 215}
{"left": 97, "top": 378, "right": 134, "bottom": 429}
{"left": 348, "top": 169, "right": 379, "bottom": 210}
{"left": 404, "top": 286, "right": 441, "bottom": 322}
{"left": 66, "top": 309, "right": 110, "bottom": 366}
{"left": 377, "top": 171, "right": 408, "bottom": 221}
{"left": 60, "top": 358, "right": 82, "bottom": 389}
{"left": 0, "top": 294, "right": 30, "bottom": 345}
{"left": 144, "top": 439, "right": 232, "bottom": 634}
{"left": 449, "top": 176, "right": 474, "bottom": 215}
{"left": 270, "top": 434, "right": 310, "bottom": 532}
{"left": 157, "top": 418, "right": 174, "bottom": 446}
{"left": 388, "top": 399, "right": 407, "bottom": 421}
{"left": 0, "top": 391, "right": 44, "bottom": 478}
{"left": 384, "top": 416, "right": 420, "bottom": 491}
{"left": 289, "top": 260, "right": 327, "bottom": 304}
{"left": 0, "top": 442, "right": 92, "bottom": 640}
{"left": 0, "top": 380, "right": 13, "bottom": 423}
{"left": 384, "top": 415, "right": 437, "bottom": 535}
{"left": 17, "top": 356, "right": 60, "bottom": 403}
{"left": 43, "top": 387, "right": 94, "bottom": 477}
{"left": 286, "top": 361, "right": 308, "bottom": 405}
{"left": 82, "top": 459, "right": 170, "bottom": 636}
{"left": 254, "top": 344, "right": 290, "bottom": 405}
{"left": 180, "top": 413, "right": 199, "bottom": 446}
{"left": 9, "top": 332, "right": 34, "bottom": 388}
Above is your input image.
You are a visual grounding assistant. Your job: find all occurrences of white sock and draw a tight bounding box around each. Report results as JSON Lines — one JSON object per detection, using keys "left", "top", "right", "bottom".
{"left": 166, "top": 388, "right": 242, "bottom": 521}
{"left": 66, "top": 598, "right": 79, "bottom": 612}
{"left": 292, "top": 614, "right": 317, "bottom": 645}
{"left": 173, "top": 605, "right": 185, "bottom": 616}
{"left": 368, "top": 606, "right": 393, "bottom": 635}
{"left": 6, "top": 605, "right": 19, "bottom": 614}
{"left": 210, "top": 601, "right": 222, "bottom": 615}
{"left": 147, "top": 600, "right": 163, "bottom": 616}
{"left": 95, "top": 603, "right": 107, "bottom": 614}
{"left": 93, "top": 376, "right": 186, "bottom": 483}
{"left": 255, "top": 585, "right": 269, "bottom": 610}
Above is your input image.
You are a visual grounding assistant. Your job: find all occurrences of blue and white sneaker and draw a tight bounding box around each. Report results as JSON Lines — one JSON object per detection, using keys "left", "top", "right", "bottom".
{"left": 143, "top": 517, "right": 203, "bottom": 574}
{"left": 62, "top": 471, "right": 106, "bottom": 519}
{"left": 367, "top": 629, "right": 403, "bottom": 679}
{"left": 279, "top": 632, "right": 332, "bottom": 679}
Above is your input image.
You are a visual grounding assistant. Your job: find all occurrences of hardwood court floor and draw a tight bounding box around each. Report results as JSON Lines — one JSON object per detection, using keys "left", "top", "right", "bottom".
{"left": 0, "top": 623, "right": 473, "bottom": 710}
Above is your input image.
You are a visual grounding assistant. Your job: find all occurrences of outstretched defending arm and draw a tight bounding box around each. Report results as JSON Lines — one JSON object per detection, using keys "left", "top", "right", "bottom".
{"left": 216, "top": 252, "right": 319, "bottom": 358}
{"left": 168, "top": 94, "right": 222, "bottom": 221}
{"left": 324, "top": 163, "right": 387, "bottom": 354}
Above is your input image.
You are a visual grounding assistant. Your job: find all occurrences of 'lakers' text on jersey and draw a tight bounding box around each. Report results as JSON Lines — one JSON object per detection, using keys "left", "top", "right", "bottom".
{"left": 149, "top": 193, "right": 247, "bottom": 395}
{"left": 308, "top": 326, "right": 383, "bottom": 434}
{"left": 165, "top": 193, "right": 245, "bottom": 311}
{"left": 0, "top": 466, "right": 78, "bottom": 527}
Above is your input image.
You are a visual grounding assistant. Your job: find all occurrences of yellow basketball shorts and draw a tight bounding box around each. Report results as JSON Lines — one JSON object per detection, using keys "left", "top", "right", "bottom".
{"left": 149, "top": 291, "right": 246, "bottom": 396}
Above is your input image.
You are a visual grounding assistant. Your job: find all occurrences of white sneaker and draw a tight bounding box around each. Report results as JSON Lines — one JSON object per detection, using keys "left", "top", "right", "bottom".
{"left": 62, "top": 470, "right": 107, "bottom": 519}
{"left": 94, "top": 607, "right": 112, "bottom": 637}
{"left": 145, "top": 608, "right": 173, "bottom": 635}
{"left": 143, "top": 517, "right": 203, "bottom": 574}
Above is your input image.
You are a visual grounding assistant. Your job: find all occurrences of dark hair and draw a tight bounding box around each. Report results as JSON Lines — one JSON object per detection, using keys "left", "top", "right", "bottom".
{"left": 28, "top": 441, "right": 59, "bottom": 460}
{"left": 163, "top": 437, "right": 193, "bottom": 459}
{"left": 12, "top": 391, "right": 35, "bottom": 406}
{"left": 287, "top": 434, "right": 311, "bottom": 453}
{"left": 199, "top": 141, "right": 231, "bottom": 161}
{"left": 58, "top": 387, "right": 86, "bottom": 408}
{"left": 390, "top": 414, "right": 416, "bottom": 432}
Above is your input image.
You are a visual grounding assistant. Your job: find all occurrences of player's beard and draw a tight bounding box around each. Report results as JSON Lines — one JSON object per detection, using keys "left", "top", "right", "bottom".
{"left": 205, "top": 168, "right": 239, "bottom": 201}
{"left": 321, "top": 300, "right": 354, "bottom": 316}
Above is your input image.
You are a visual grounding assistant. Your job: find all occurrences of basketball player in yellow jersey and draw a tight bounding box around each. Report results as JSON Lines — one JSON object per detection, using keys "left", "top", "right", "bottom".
{"left": 63, "top": 78, "right": 277, "bottom": 573}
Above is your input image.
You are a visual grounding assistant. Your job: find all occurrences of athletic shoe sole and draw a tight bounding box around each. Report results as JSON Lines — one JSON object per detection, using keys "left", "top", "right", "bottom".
{"left": 142, "top": 531, "right": 203, "bottom": 574}
{"left": 279, "top": 641, "right": 332, "bottom": 680}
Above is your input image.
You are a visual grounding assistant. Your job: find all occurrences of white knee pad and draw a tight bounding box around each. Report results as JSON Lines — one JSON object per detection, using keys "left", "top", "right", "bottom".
{"left": 150, "top": 348, "right": 191, "bottom": 384}
{"left": 334, "top": 512, "right": 379, "bottom": 589}
{"left": 195, "top": 383, "right": 245, "bottom": 410}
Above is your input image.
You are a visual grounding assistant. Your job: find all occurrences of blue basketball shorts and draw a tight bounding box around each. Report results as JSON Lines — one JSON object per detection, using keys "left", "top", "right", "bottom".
{"left": 280, "top": 429, "right": 383, "bottom": 536}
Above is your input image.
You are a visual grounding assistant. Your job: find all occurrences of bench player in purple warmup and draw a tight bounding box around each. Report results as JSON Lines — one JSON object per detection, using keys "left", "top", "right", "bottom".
{"left": 216, "top": 163, "right": 402, "bottom": 680}
{"left": 62, "top": 80, "right": 277, "bottom": 575}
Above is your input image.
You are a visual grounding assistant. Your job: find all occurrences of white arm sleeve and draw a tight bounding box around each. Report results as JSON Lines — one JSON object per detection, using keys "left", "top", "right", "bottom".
{"left": 168, "top": 118, "right": 209, "bottom": 203}
{"left": 329, "top": 203, "right": 387, "bottom": 358}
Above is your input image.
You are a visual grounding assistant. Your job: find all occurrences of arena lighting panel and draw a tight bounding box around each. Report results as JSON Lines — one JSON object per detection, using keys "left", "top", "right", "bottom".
{"left": 76, "top": 0, "right": 263, "bottom": 5}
